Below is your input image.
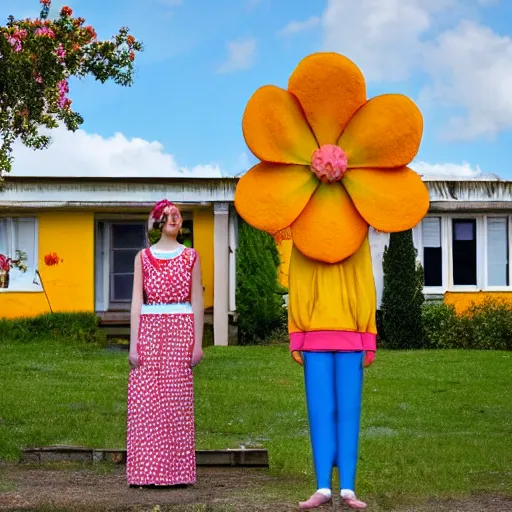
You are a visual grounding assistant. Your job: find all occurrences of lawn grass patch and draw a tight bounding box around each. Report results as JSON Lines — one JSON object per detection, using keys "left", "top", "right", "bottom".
{"left": 0, "top": 312, "right": 107, "bottom": 346}
{"left": 0, "top": 339, "right": 510, "bottom": 505}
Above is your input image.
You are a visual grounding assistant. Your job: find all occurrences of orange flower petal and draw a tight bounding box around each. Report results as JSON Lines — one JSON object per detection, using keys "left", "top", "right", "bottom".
{"left": 235, "top": 162, "right": 319, "bottom": 234}
{"left": 343, "top": 167, "right": 429, "bottom": 232}
{"left": 288, "top": 53, "right": 366, "bottom": 146}
{"left": 242, "top": 85, "right": 318, "bottom": 164}
{"left": 291, "top": 183, "right": 368, "bottom": 263}
{"left": 339, "top": 94, "right": 423, "bottom": 168}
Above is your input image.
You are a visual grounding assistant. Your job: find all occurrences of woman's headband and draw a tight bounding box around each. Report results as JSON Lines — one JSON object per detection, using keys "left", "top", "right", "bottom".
{"left": 150, "top": 200, "right": 179, "bottom": 222}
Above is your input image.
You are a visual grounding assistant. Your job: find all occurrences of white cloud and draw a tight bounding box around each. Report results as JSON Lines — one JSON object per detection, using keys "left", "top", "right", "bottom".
{"left": 421, "top": 21, "right": 512, "bottom": 141}
{"left": 217, "top": 38, "right": 256, "bottom": 74}
{"left": 10, "top": 127, "right": 223, "bottom": 178}
{"left": 318, "top": 0, "right": 512, "bottom": 140}
{"left": 278, "top": 17, "right": 320, "bottom": 37}
{"left": 321, "top": 0, "right": 447, "bottom": 81}
{"left": 413, "top": 160, "right": 502, "bottom": 179}
{"left": 319, "top": 0, "right": 492, "bottom": 82}
{"left": 413, "top": 160, "right": 484, "bottom": 178}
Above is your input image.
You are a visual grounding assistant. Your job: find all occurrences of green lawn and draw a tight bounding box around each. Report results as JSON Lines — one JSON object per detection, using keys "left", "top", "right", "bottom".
{"left": 0, "top": 339, "right": 510, "bottom": 506}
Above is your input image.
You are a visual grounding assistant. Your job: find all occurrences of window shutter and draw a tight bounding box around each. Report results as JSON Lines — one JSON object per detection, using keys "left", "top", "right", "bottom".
{"left": 487, "top": 217, "right": 508, "bottom": 286}
{"left": 15, "top": 218, "right": 37, "bottom": 272}
{"left": 422, "top": 217, "right": 441, "bottom": 247}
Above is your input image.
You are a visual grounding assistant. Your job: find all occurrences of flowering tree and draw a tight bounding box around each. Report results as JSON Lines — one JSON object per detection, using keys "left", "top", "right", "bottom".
{"left": 0, "top": 0, "right": 142, "bottom": 179}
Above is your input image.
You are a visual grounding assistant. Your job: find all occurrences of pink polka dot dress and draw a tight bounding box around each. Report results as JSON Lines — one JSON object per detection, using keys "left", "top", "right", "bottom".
{"left": 127, "top": 246, "right": 197, "bottom": 486}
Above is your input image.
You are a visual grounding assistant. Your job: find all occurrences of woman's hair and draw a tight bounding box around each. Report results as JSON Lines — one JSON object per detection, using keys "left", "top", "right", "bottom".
{"left": 147, "top": 199, "right": 181, "bottom": 246}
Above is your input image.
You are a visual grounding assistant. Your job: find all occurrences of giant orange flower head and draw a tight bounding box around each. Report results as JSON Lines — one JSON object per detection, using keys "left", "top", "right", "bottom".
{"left": 234, "top": 52, "right": 430, "bottom": 264}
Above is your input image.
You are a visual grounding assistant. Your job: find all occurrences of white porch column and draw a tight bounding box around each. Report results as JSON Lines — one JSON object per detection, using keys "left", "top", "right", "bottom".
{"left": 228, "top": 210, "right": 238, "bottom": 313}
{"left": 213, "top": 202, "right": 230, "bottom": 346}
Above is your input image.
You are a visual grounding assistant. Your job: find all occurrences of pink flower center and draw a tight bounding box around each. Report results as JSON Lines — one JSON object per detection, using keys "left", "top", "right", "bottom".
{"left": 310, "top": 144, "right": 348, "bottom": 183}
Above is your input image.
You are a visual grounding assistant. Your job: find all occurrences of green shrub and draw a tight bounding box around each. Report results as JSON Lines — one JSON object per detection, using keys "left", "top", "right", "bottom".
{"left": 422, "top": 298, "right": 512, "bottom": 350}
{"left": 236, "top": 218, "right": 287, "bottom": 345}
{"left": 460, "top": 299, "right": 512, "bottom": 350}
{"left": 381, "top": 230, "right": 425, "bottom": 349}
{"left": 422, "top": 302, "right": 459, "bottom": 348}
{"left": 0, "top": 312, "right": 107, "bottom": 346}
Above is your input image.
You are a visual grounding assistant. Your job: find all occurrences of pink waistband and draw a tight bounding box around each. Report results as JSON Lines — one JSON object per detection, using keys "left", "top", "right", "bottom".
{"left": 290, "top": 330, "right": 376, "bottom": 353}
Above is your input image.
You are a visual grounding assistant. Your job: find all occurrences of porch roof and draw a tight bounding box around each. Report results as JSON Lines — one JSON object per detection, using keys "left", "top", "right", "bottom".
{"left": 426, "top": 178, "right": 512, "bottom": 212}
{"left": 1, "top": 175, "right": 512, "bottom": 212}
{"left": 0, "top": 176, "right": 238, "bottom": 210}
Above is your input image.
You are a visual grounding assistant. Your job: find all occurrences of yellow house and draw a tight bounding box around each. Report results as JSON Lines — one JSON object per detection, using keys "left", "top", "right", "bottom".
{"left": 2, "top": 176, "right": 511, "bottom": 342}
{"left": 0, "top": 176, "right": 238, "bottom": 346}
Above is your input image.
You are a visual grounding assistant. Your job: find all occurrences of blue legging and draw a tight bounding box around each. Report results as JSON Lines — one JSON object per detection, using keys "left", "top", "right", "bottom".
{"left": 303, "top": 351, "right": 364, "bottom": 491}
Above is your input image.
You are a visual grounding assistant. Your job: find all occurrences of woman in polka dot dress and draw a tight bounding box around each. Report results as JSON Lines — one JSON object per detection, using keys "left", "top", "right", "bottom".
{"left": 127, "top": 199, "right": 204, "bottom": 487}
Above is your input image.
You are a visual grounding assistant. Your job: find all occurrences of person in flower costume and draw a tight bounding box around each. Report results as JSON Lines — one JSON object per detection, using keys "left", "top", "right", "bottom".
{"left": 234, "top": 53, "right": 429, "bottom": 510}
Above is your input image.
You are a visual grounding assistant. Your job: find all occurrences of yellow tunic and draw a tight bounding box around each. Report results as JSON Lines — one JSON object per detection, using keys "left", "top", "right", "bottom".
{"left": 288, "top": 237, "right": 377, "bottom": 352}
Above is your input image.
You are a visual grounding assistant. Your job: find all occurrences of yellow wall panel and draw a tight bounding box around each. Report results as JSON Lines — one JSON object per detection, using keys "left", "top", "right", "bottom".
{"left": 444, "top": 291, "right": 512, "bottom": 313}
{"left": 193, "top": 209, "right": 214, "bottom": 309}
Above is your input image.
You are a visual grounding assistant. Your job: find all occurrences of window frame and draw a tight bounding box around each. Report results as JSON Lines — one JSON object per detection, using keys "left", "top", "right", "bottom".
{"left": 0, "top": 216, "right": 41, "bottom": 293}
{"left": 417, "top": 213, "right": 512, "bottom": 294}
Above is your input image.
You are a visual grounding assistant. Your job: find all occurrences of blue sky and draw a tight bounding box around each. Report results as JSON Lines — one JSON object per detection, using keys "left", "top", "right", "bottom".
{"left": 6, "top": 0, "right": 512, "bottom": 179}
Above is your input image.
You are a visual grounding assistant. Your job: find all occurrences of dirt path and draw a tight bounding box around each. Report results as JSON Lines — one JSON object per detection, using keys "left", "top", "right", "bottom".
{"left": 2, "top": 464, "right": 294, "bottom": 512}
{"left": 0, "top": 464, "right": 511, "bottom": 512}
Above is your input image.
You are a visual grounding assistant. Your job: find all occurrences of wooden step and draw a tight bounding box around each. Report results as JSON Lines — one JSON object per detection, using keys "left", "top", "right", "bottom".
{"left": 21, "top": 446, "right": 268, "bottom": 468}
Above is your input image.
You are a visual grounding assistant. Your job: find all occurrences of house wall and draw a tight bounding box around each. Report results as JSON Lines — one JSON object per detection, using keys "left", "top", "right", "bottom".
{"left": 0, "top": 212, "right": 95, "bottom": 318}
{"left": 193, "top": 209, "right": 214, "bottom": 309}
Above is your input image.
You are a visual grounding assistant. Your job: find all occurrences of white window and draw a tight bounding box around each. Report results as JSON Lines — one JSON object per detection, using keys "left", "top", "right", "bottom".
{"left": 487, "top": 217, "right": 509, "bottom": 287}
{"left": 0, "top": 217, "right": 40, "bottom": 291}
{"left": 419, "top": 214, "right": 512, "bottom": 293}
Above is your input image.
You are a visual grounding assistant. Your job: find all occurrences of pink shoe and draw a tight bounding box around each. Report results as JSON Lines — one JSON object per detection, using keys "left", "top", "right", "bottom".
{"left": 341, "top": 490, "right": 367, "bottom": 509}
{"left": 299, "top": 491, "right": 332, "bottom": 509}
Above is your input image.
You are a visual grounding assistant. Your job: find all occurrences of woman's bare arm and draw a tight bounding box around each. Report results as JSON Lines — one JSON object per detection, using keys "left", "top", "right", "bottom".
{"left": 191, "top": 253, "right": 204, "bottom": 366}
{"left": 129, "top": 251, "right": 143, "bottom": 368}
